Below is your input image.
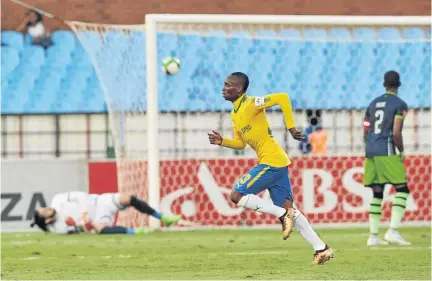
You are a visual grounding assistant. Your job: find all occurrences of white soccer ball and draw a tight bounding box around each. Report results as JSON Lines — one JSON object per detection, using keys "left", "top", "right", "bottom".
{"left": 162, "top": 57, "right": 180, "bottom": 75}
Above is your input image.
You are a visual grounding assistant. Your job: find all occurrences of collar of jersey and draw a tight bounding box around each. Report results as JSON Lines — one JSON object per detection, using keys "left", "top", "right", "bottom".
{"left": 385, "top": 91, "right": 397, "bottom": 95}
{"left": 233, "top": 94, "right": 247, "bottom": 113}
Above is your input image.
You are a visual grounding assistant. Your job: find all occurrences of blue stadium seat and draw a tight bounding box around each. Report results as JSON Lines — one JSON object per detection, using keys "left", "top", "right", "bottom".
{"left": 204, "top": 30, "right": 225, "bottom": 38}
{"left": 20, "top": 46, "right": 45, "bottom": 69}
{"left": 2, "top": 89, "right": 28, "bottom": 114}
{"left": 157, "top": 33, "right": 177, "bottom": 58}
{"left": 1, "top": 77, "right": 9, "bottom": 90}
{"left": 250, "top": 38, "right": 276, "bottom": 59}
{"left": 7, "top": 80, "right": 35, "bottom": 97}
{"left": 8, "top": 67, "right": 40, "bottom": 85}
{"left": 201, "top": 36, "right": 228, "bottom": 68}
{"left": 328, "top": 28, "right": 351, "bottom": 40}
{"left": 105, "top": 30, "right": 128, "bottom": 42}
{"left": 1, "top": 31, "right": 24, "bottom": 51}
{"left": 255, "top": 29, "right": 278, "bottom": 38}
{"left": 402, "top": 28, "right": 425, "bottom": 39}
{"left": 38, "top": 76, "right": 62, "bottom": 92}
{"left": 103, "top": 30, "right": 129, "bottom": 53}
{"left": 81, "top": 92, "right": 106, "bottom": 113}
{"left": 379, "top": 28, "right": 401, "bottom": 40}
{"left": 352, "top": 42, "right": 376, "bottom": 60}
{"left": 72, "top": 44, "right": 87, "bottom": 57}
{"left": 2, "top": 46, "right": 20, "bottom": 63}
{"left": 376, "top": 42, "right": 401, "bottom": 67}
{"left": 55, "top": 88, "right": 86, "bottom": 113}
{"left": 76, "top": 31, "right": 103, "bottom": 57}
{"left": 31, "top": 86, "right": 59, "bottom": 108}
{"left": 353, "top": 28, "right": 376, "bottom": 40}
{"left": 24, "top": 100, "right": 54, "bottom": 114}
{"left": 203, "top": 30, "right": 227, "bottom": 50}
{"left": 46, "top": 44, "right": 73, "bottom": 57}
{"left": 177, "top": 34, "right": 204, "bottom": 76}
{"left": 303, "top": 28, "right": 327, "bottom": 40}
{"left": 61, "top": 74, "right": 88, "bottom": 92}
{"left": 1, "top": 47, "right": 20, "bottom": 78}
{"left": 24, "top": 34, "right": 33, "bottom": 45}
{"left": 71, "top": 54, "right": 93, "bottom": 70}
{"left": 302, "top": 45, "right": 327, "bottom": 76}
{"left": 46, "top": 46, "right": 72, "bottom": 68}
{"left": 51, "top": 30, "right": 76, "bottom": 49}
{"left": 401, "top": 40, "right": 424, "bottom": 56}
{"left": 1, "top": 27, "right": 431, "bottom": 114}
{"left": 129, "top": 31, "right": 146, "bottom": 55}
{"left": 279, "top": 29, "right": 301, "bottom": 39}
{"left": 230, "top": 30, "right": 250, "bottom": 38}
{"left": 303, "top": 29, "right": 327, "bottom": 69}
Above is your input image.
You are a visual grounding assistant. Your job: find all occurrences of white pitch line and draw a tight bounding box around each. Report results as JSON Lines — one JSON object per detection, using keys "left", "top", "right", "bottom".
{"left": 14, "top": 234, "right": 31, "bottom": 238}
{"left": 3, "top": 233, "right": 370, "bottom": 246}
{"left": 8, "top": 240, "right": 34, "bottom": 245}
{"left": 365, "top": 246, "right": 431, "bottom": 251}
{"left": 226, "top": 251, "right": 283, "bottom": 256}
{"left": 225, "top": 246, "right": 431, "bottom": 256}
{"left": 23, "top": 257, "right": 40, "bottom": 260}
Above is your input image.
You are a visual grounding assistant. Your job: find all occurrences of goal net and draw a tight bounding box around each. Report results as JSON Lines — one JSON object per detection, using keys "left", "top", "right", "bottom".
{"left": 67, "top": 15, "right": 431, "bottom": 230}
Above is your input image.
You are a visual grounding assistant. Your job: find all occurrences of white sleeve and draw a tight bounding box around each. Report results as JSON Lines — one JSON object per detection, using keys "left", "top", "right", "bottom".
{"left": 51, "top": 192, "right": 90, "bottom": 234}
{"left": 50, "top": 193, "right": 68, "bottom": 209}
{"left": 51, "top": 219, "right": 77, "bottom": 235}
{"left": 65, "top": 192, "right": 89, "bottom": 205}
{"left": 51, "top": 192, "right": 88, "bottom": 210}
{"left": 51, "top": 219, "right": 68, "bottom": 234}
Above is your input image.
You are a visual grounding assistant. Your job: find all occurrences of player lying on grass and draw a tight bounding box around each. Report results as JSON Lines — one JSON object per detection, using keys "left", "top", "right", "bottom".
{"left": 364, "top": 71, "right": 411, "bottom": 246}
{"left": 30, "top": 191, "right": 181, "bottom": 235}
{"left": 208, "top": 72, "right": 333, "bottom": 265}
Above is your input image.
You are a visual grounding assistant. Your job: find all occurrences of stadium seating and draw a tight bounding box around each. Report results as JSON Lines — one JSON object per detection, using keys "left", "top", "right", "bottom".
{"left": 1, "top": 31, "right": 24, "bottom": 52}
{"left": 0, "top": 28, "right": 430, "bottom": 114}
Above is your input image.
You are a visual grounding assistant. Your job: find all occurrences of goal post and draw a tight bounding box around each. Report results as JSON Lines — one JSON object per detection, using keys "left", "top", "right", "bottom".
{"left": 68, "top": 15, "right": 431, "bottom": 230}
{"left": 145, "top": 18, "right": 160, "bottom": 229}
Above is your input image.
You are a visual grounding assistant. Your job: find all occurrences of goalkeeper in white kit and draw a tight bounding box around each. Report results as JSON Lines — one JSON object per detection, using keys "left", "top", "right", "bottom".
{"left": 31, "top": 191, "right": 181, "bottom": 234}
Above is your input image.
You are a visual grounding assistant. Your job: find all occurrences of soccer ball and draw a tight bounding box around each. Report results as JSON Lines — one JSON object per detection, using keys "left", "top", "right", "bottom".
{"left": 162, "top": 57, "right": 180, "bottom": 75}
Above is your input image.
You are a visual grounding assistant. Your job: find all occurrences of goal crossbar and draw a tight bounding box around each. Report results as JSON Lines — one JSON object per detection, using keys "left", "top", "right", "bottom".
{"left": 146, "top": 14, "right": 431, "bottom": 26}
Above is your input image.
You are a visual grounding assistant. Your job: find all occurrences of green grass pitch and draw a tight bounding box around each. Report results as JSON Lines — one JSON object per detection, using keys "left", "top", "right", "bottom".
{"left": 1, "top": 227, "right": 430, "bottom": 280}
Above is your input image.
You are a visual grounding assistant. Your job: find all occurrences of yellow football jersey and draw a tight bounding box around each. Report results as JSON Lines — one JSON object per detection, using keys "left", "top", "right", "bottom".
{"left": 221, "top": 93, "right": 296, "bottom": 167}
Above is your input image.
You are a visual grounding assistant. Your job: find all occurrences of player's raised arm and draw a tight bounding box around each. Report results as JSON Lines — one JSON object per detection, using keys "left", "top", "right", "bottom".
{"left": 208, "top": 128, "right": 246, "bottom": 149}
{"left": 254, "top": 93, "right": 295, "bottom": 128}
{"left": 254, "top": 93, "right": 304, "bottom": 141}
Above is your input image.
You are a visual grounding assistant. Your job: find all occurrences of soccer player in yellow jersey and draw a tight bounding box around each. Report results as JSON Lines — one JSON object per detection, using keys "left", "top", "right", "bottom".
{"left": 208, "top": 72, "right": 333, "bottom": 265}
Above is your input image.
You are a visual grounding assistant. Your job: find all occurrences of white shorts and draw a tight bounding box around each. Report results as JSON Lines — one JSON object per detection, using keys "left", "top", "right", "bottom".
{"left": 90, "top": 193, "right": 125, "bottom": 225}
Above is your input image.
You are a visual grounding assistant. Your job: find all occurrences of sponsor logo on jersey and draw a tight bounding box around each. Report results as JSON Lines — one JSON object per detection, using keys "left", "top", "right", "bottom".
{"left": 240, "top": 124, "right": 251, "bottom": 135}
{"left": 255, "top": 97, "right": 265, "bottom": 106}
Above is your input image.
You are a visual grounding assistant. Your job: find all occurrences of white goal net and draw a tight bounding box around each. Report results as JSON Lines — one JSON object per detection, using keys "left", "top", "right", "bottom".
{"left": 67, "top": 15, "right": 431, "bottom": 229}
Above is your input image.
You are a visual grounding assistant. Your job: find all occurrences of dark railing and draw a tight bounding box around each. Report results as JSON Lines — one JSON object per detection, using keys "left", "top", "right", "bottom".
{"left": 1, "top": 109, "right": 430, "bottom": 159}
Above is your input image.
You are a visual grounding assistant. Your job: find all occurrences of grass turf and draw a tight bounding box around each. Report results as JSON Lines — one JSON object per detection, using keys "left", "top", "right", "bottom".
{"left": 1, "top": 227, "right": 430, "bottom": 280}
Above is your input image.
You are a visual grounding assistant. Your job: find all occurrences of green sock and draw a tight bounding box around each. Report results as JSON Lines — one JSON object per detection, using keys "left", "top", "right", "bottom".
{"left": 390, "top": 192, "right": 409, "bottom": 229}
{"left": 369, "top": 197, "right": 383, "bottom": 234}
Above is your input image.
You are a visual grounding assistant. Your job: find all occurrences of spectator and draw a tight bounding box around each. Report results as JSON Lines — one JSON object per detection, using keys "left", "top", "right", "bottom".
{"left": 308, "top": 120, "right": 328, "bottom": 156}
{"left": 16, "top": 10, "right": 52, "bottom": 48}
{"left": 299, "top": 115, "right": 327, "bottom": 156}
{"left": 299, "top": 117, "right": 319, "bottom": 154}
